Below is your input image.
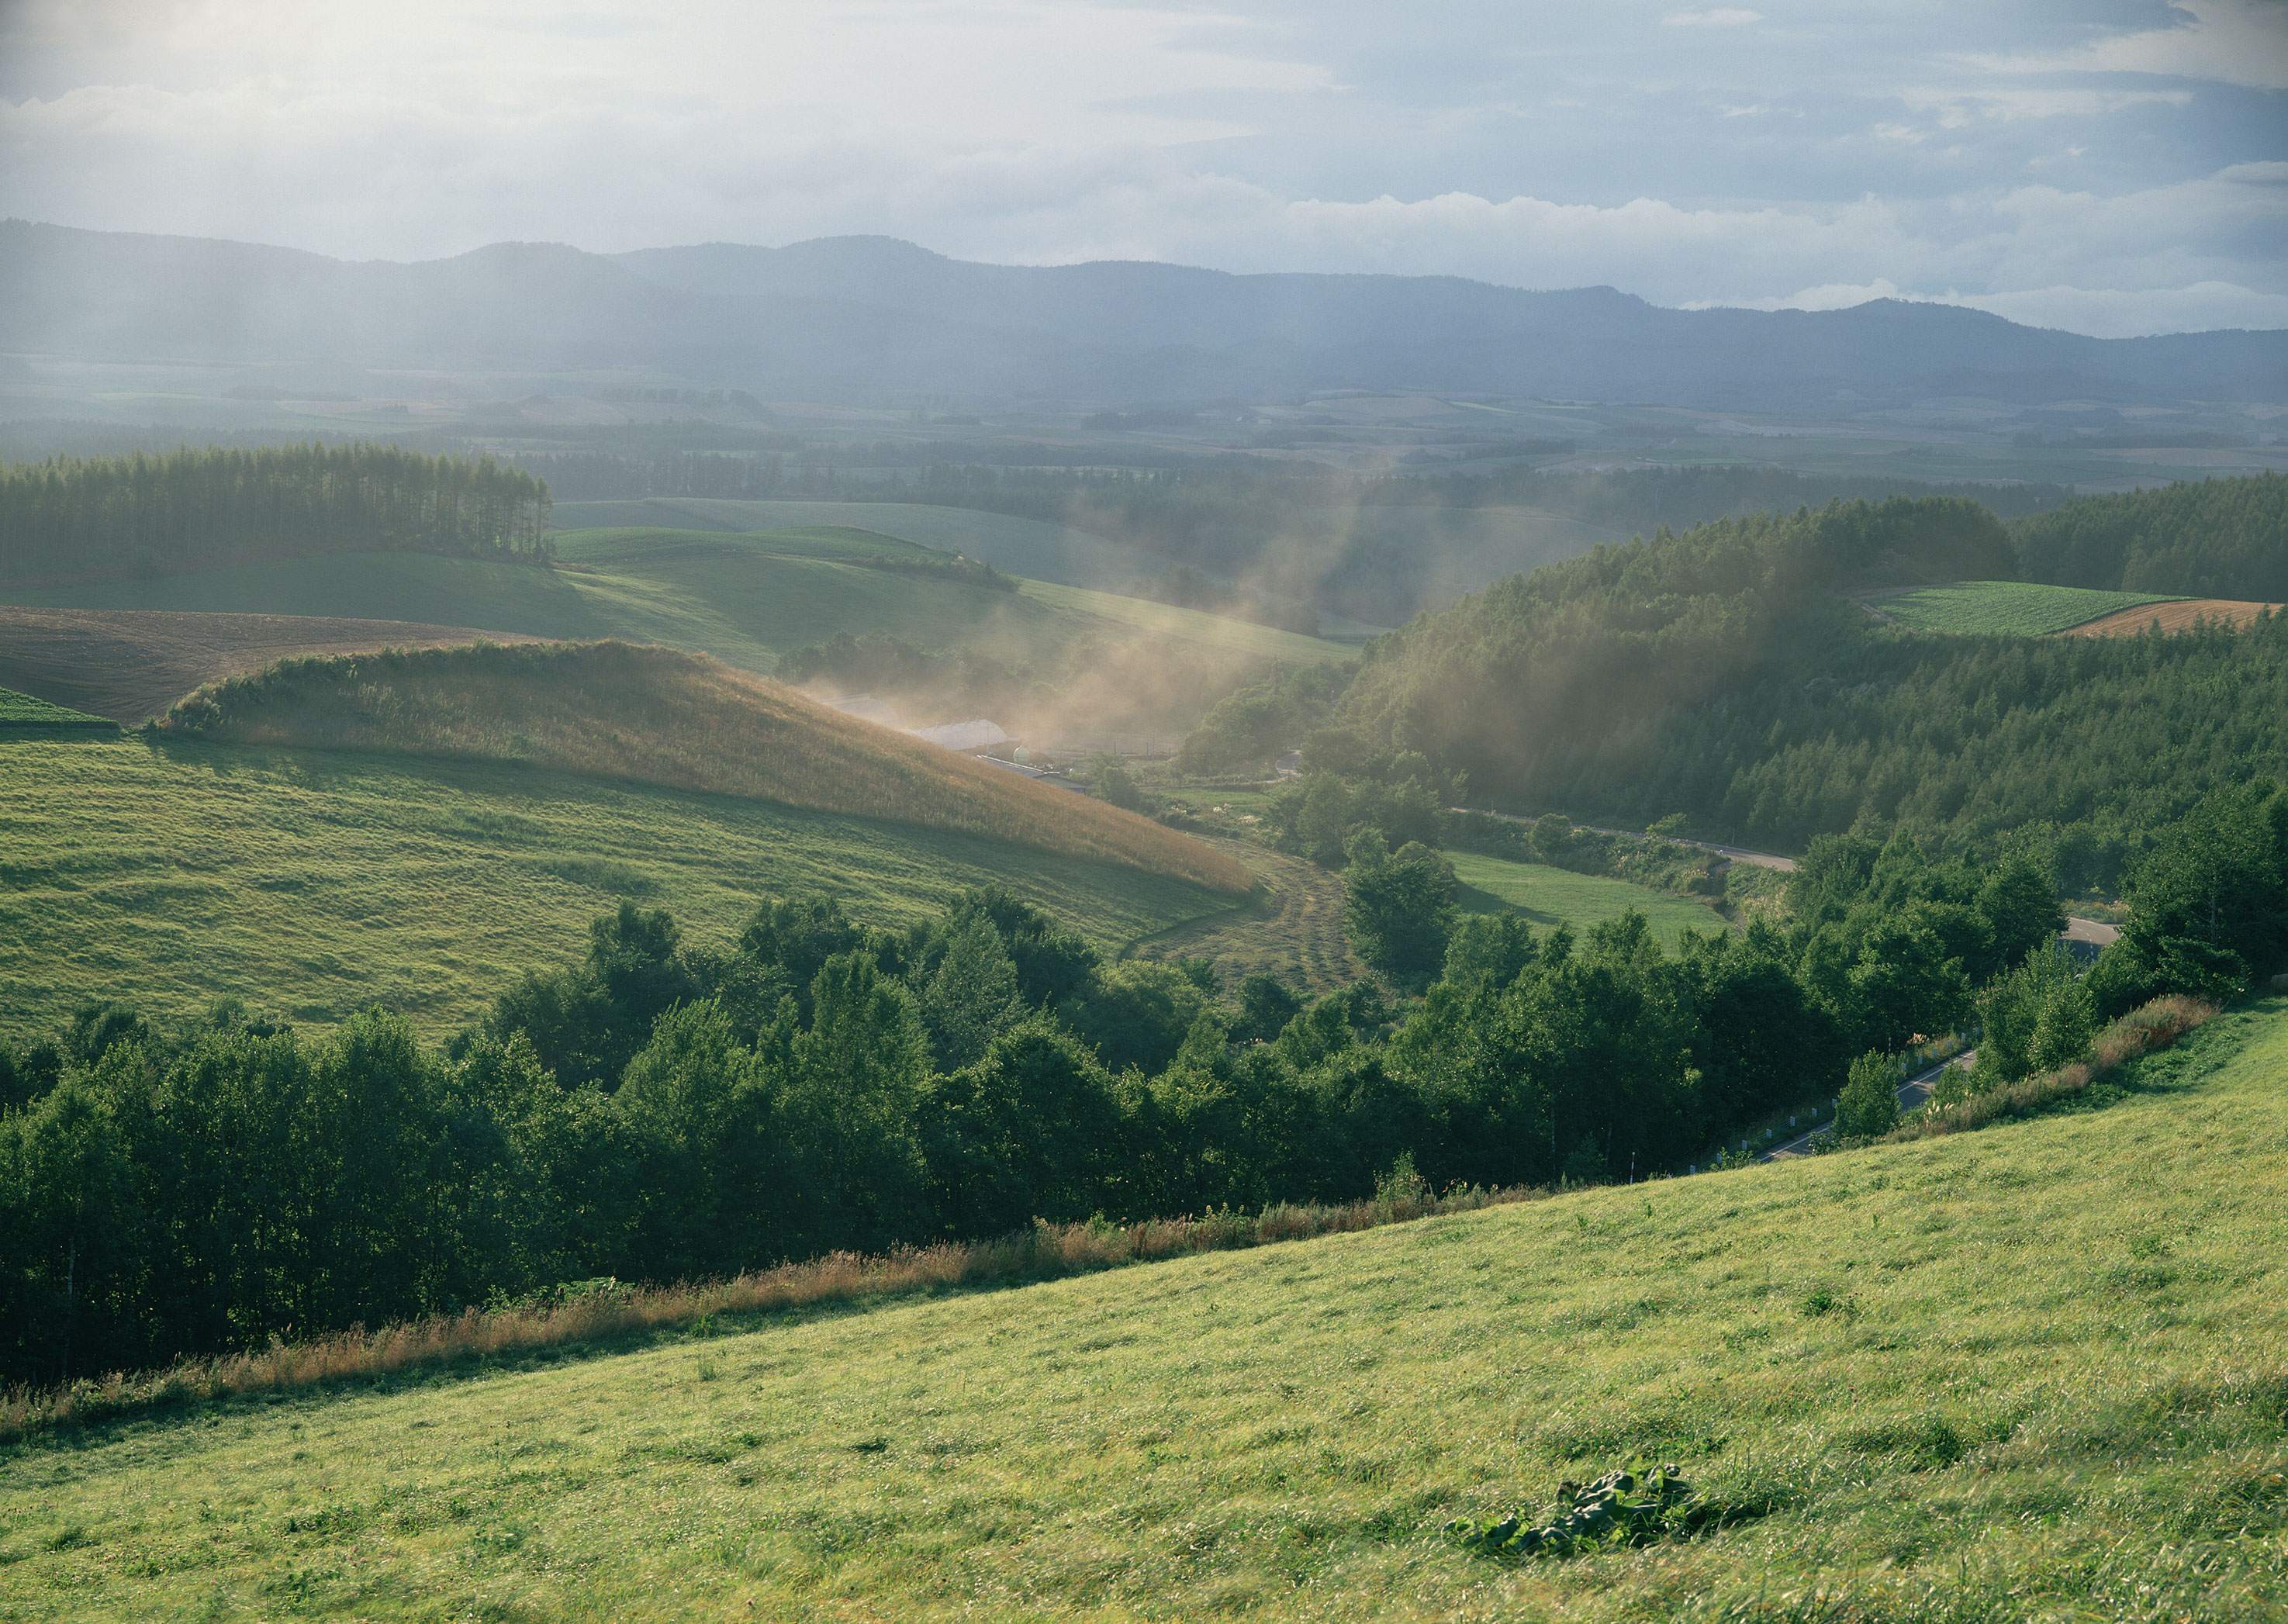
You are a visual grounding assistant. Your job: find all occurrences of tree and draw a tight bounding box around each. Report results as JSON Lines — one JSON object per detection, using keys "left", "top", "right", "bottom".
{"left": 1837, "top": 1051, "right": 1900, "bottom": 1139}
{"left": 1232, "top": 973, "right": 1305, "bottom": 1045}
{"left": 1341, "top": 830, "right": 1457, "bottom": 986}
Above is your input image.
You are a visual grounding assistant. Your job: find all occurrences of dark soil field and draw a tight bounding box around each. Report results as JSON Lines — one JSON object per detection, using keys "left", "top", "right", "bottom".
{"left": 0, "top": 606, "right": 537, "bottom": 724}
{"left": 2061, "top": 597, "right": 2283, "bottom": 637}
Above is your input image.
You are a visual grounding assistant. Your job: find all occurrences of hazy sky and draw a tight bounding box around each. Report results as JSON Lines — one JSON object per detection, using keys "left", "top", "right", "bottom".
{"left": 2, "top": 0, "right": 2283, "bottom": 335}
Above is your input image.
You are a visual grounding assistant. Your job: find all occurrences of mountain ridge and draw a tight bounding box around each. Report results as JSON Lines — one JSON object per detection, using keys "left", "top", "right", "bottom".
{"left": 4, "top": 219, "right": 2280, "bottom": 410}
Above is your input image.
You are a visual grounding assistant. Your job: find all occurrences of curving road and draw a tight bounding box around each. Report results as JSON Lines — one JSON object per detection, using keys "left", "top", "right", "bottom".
{"left": 1761, "top": 1050, "right": 1975, "bottom": 1161}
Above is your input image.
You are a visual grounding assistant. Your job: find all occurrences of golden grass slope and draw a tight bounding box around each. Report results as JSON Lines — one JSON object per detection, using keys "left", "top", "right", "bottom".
{"left": 157, "top": 641, "right": 1251, "bottom": 895}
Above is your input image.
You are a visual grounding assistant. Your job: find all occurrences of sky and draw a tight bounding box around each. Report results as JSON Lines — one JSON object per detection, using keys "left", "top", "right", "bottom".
{"left": 2, "top": 0, "right": 2283, "bottom": 336}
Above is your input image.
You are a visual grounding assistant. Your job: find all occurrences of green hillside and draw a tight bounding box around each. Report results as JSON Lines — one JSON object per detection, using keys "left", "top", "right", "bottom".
{"left": 9, "top": 994, "right": 2281, "bottom": 1619}
{"left": 0, "top": 733, "right": 1238, "bottom": 1038}
{"left": 1877, "top": 579, "right": 2183, "bottom": 637}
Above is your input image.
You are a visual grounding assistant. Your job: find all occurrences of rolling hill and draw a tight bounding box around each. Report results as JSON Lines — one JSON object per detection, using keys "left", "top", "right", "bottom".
{"left": 0, "top": 726, "right": 1243, "bottom": 1039}
{"left": 0, "top": 605, "right": 540, "bottom": 724}
{"left": 8, "top": 990, "right": 2281, "bottom": 1618}
{"left": 157, "top": 641, "right": 1250, "bottom": 895}
{"left": 0, "top": 525, "right": 1349, "bottom": 733}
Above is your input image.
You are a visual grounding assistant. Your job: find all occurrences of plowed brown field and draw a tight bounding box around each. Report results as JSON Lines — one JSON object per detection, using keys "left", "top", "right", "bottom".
{"left": 0, "top": 606, "right": 537, "bottom": 723}
{"left": 2059, "top": 598, "right": 2281, "bottom": 638}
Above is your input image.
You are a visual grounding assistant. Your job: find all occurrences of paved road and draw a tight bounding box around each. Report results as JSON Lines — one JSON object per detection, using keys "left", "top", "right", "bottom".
{"left": 1760, "top": 1050, "right": 1975, "bottom": 1161}
{"left": 1459, "top": 808, "right": 1799, "bottom": 871}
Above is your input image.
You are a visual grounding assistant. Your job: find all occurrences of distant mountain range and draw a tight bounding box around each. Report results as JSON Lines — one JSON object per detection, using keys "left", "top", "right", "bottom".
{"left": 5, "top": 219, "right": 2281, "bottom": 413}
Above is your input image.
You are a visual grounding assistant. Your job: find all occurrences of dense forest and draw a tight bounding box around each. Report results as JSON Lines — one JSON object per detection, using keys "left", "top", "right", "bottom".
{"left": 1314, "top": 489, "right": 2288, "bottom": 886}
{"left": 2011, "top": 471, "right": 2288, "bottom": 599}
{"left": 9, "top": 772, "right": 2282, "bottom": 1391}
{"left": 0, "top": 443, "right": 552, "bottom": 586}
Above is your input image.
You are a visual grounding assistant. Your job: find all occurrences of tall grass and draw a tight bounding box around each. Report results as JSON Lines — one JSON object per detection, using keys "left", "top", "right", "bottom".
{"left": 156, "top": 640, "right": 1251, "bottom": 895}
{"left": 1886, "top": 993, "right": 2217, "bottom": 1141}
{"left": 0, "top": 1182, "right": 1532, "bottom": 1445}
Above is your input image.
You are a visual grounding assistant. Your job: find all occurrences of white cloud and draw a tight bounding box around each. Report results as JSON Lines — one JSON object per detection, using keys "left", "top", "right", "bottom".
{"left": 0, "top": 0, "right": 2279, "bottom": 338}
{"left": 1969, "top": 0, "right": 2288, "bottom": 92}
{"left": 1941, "top": 281, "right": 2288, "bottom": 337}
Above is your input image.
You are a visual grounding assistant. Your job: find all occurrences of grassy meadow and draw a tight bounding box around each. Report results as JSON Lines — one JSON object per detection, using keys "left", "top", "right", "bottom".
{"left": 4, "top": 995, "right": 2280, "bottom": 1620}
{"left": 1875, "top": 581, "right": 2183, "bottom": 638}
{"left": 0, "top": 684, "right": 112, "bottom": 728}
{"left": 160, "top": 641, "right": 1249, "bottom": 894}
{"left": 1449, "top": 850, "right": 1726, "bottom": 947}
{"left": 0, "top": 732, "right": 1240, "bottom": 1039}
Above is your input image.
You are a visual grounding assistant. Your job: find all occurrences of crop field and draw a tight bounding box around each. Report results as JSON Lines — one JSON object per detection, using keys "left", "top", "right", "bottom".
{"left": 2062, "top": 597, "right": 2284, "bottom": 638}
{"left": 1448, "top": 850, "right": 1726, "bottom": 947}
{"left": 0, "top": 682, "right": 112, "bottom": 728}
{"left": 5, "top": 996, "right": 2280, "bottom": 1620}
{"left": 0, "top": 733, "right": 1240, "bottom": 1040}
{"left": 1874, "top": 580, "right": 2183, "bottom": 637}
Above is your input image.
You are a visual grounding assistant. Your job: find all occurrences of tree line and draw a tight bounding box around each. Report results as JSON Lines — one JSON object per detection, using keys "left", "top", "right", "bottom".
{"left": 33, "top": 765, "right": 2272, "bottom": 1391}
{"left": 0, "top": 443, "right": 552, "bottom": 586}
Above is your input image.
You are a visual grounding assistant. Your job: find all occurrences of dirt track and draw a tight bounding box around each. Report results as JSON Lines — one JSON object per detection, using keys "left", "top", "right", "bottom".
{"left": 2061, "top": 598, "right": 2280, "bottom": 638}
{"left": 0, "top": 606, "right": 539, "bottom": 724}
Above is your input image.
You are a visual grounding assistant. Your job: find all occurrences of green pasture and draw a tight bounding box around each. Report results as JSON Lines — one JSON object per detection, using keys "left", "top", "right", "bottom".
{"left": 5, "top": 997, "right": 2280, "bottom": 1620}
{"left": 0, "top": 735, "right": 1237, "bottom": 1042}
{"left": 0, "top": 685, "right": 112, "bottom": 728}
{"left": 1448, "top": 850, "right": 1726, "bottom": 946}
{"left": 1875, "top": 579, "right": 2183, "bottom": 637}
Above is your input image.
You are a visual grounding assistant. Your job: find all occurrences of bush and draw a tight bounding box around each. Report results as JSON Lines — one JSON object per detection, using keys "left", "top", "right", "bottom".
{"left": 1837, "top": 1050, "right": 1900, "bottom": 1139}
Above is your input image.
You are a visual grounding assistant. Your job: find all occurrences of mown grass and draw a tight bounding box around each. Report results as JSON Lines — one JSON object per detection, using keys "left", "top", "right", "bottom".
{"left": 0, "top": 732, "right": 1238, "bottom": 1039}
{"left": 1877, "top": 580, "right": 2183, "bottom": 637}
{"left": 5, "top": 998, "right": 2281, "bottom": 1620}
{"left": 157, "top": 641, "right": 1251, "bottom": 896}
{"left": 0, "top": 684, "right": 112, "bottom": 729}
{"left": 1449, "top": 849, "right": 1728, "bottom": 947}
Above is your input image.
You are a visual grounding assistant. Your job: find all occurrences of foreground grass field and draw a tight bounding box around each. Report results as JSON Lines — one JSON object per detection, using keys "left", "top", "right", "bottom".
{"left": 1449, "top": 850, "right": 1726, "bottom": 947}
{"left": 4, "top": 996, "right": 2279, "bottom": 1619}
{"left": 0, "top": 734, "right": 1239, "bottom": 1039}
{"left": 1875, "top": 580, "right": 2182, "bottom": 637}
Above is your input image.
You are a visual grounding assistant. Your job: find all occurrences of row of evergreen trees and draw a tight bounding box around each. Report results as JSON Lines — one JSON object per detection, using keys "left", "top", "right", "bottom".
{"left": 0, "top": 443, "right": 552, "bottom": 585}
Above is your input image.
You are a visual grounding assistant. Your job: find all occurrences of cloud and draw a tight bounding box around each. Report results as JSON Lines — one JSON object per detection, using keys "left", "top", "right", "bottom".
{"left": 0, "top": 0, "right": 2279, "bottom": 338}
{"left": 1969, "top": 0, "right": 2288, "bottom": 92}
